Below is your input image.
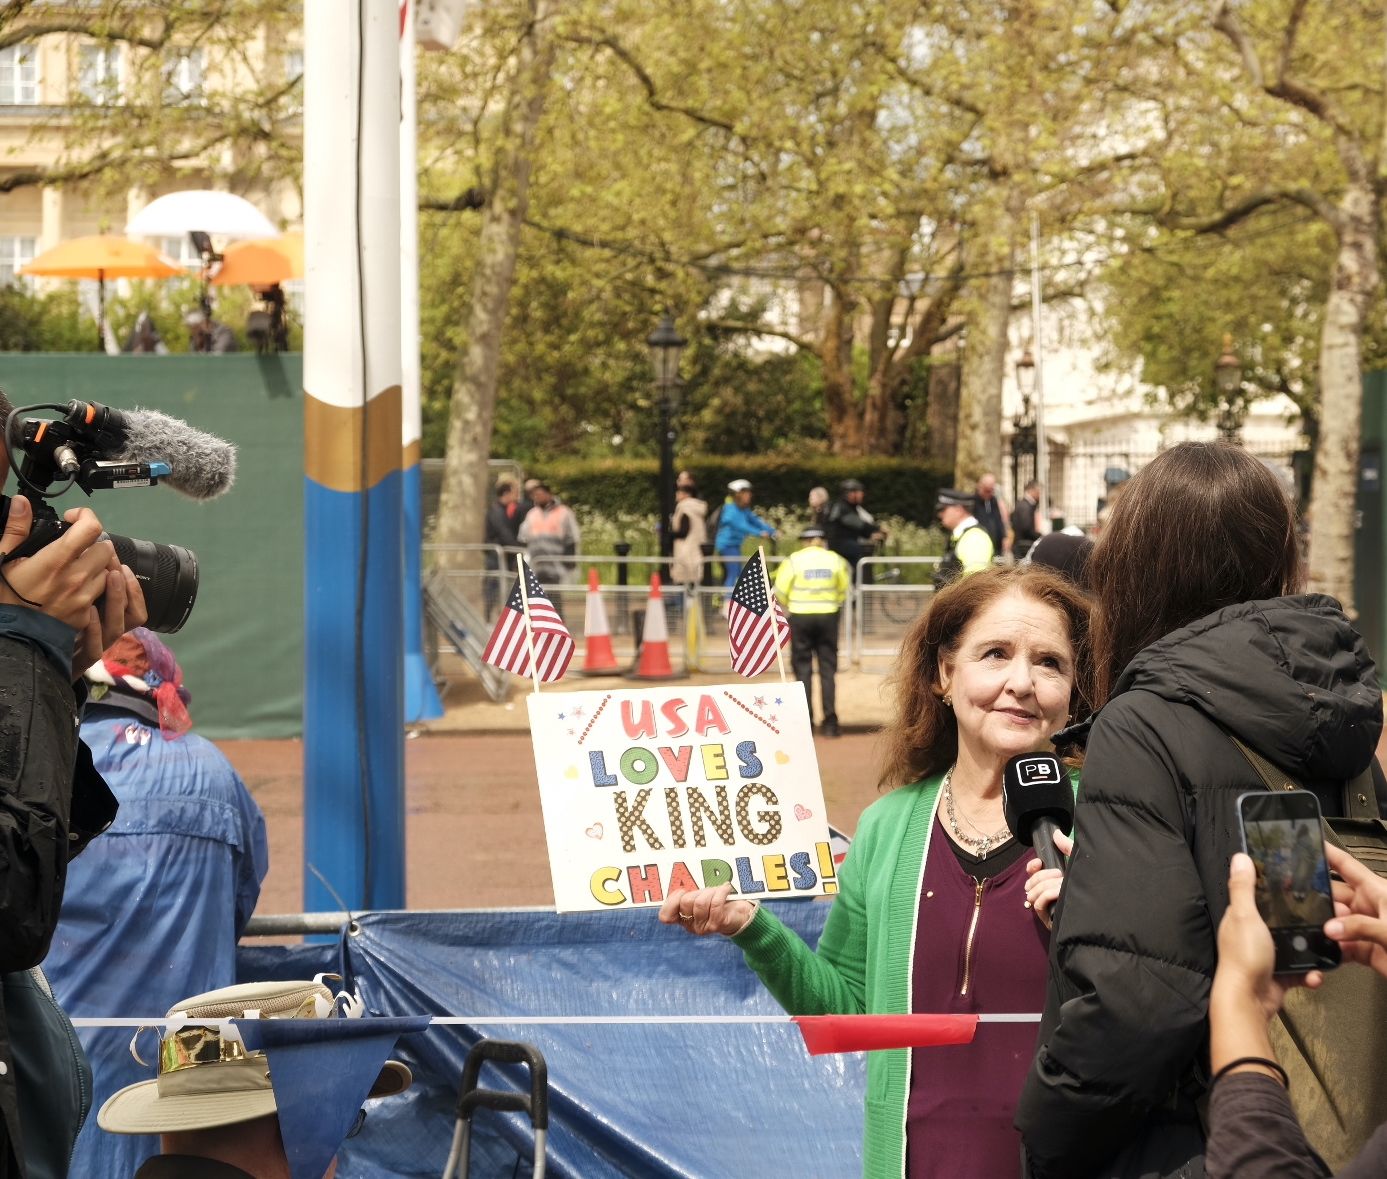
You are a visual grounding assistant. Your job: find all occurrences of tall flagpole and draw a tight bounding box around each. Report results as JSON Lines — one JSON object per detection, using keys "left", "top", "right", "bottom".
{"left": 1030, "top": 211, "right": 1046, "bottom": 527}
{"left": 303, "top": 0, "right": 406, "bottom": 910}
{"left": 400, "top": 0, "right": 445, "bottom": 722}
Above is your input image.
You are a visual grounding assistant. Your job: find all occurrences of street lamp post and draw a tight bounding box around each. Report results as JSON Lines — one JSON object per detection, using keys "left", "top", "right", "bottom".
{"left": 1215, "top": 333, "right": 1243, "bottom": 443}
{"left": 1012, "top": 347, "right": 1037, "bottom": 503}
{"left": 648, "top": 313, "right": 687, "bottom": 559}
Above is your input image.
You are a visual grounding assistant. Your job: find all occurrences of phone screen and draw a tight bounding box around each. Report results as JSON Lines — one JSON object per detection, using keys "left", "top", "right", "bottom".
{"left": 1238, "top": 791, "right": 1340, "bottom": 974}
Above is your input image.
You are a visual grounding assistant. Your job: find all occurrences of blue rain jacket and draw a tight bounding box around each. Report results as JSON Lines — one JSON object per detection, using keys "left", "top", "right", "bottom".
{"left": 713, "top": 500, "right": 775, "bottom": 554}
{"left": 43, "top": 703, "right": 268, "bottom": 1179}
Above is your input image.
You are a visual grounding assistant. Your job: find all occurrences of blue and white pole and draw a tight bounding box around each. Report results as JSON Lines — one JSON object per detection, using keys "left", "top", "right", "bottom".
{"left": 400, "top": 0, "right": 444, "bottom": 723}
{"left": 303, "top": 0, "right": 406, "bottom": 910}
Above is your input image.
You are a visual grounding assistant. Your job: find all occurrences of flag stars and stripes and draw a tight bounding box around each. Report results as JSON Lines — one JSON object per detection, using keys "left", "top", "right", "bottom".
{"left": 727, "top": 551, "right": 790, "bottom": 678}
{"left": 481, "top": 559, "right": 575, "bottom": 683}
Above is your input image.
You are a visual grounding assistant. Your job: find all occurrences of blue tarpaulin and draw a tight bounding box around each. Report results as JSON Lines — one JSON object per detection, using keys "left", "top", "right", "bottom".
{"left": 230, "top": 903, "right": 865, "bottom": 1178}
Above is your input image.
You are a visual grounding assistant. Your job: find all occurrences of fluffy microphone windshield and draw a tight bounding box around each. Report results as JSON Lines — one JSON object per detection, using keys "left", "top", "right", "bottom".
{"left": 109, "top": 408, "right": 237, "bottom": 501}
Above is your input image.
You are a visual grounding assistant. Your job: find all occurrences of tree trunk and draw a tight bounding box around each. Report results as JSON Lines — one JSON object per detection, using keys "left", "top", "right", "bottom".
{"left": 954, "top": 239, "right": 1016, "bottom": 484}
{"left": 1307, "top": 182, "right": 1380, "bottom": 612}
{"left": 923, "top": 350, "right": 961, "bottom": 466}
{"left": 821, "top": 290, "right": 865, "bottom": 454}
{"left": 434, "top": 0, "right": 555, "bottom": 567}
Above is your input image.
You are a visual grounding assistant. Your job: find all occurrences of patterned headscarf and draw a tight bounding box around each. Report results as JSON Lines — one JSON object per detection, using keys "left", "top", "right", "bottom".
{"left": 85, "top": 627, "right": 192, "bottom": 737}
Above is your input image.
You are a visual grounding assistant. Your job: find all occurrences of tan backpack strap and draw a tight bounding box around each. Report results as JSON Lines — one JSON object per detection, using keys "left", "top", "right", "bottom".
{"left": 1229, "top": 735, "right": 1299, "bottom": 793}
{"left": 1227, "top": 734, "right": 1347, "bottom": 852}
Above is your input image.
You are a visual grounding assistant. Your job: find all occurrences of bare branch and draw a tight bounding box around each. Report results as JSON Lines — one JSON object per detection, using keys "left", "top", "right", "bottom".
{"left": 704, "top": 317, "right": 816, "bottom": 354}
{"left": 1158, "top": 188, "right": 1341, "bottom": 234}
{"left": 1215, "top": 0, "right": 1354, "bottom": 142}
{"left": 1213, "top": 2, "right": 1265, "bottom": 90}
{"left": 564, "top": 32, "right": 739, "bottom": 136}
{"left": 420, "top": 188, "right": 488, "bottom": 213}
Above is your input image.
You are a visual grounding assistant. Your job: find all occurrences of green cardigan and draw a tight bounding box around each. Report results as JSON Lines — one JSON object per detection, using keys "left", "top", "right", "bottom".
{"left": 732, "top": 774, "right": 945, "bottom": 1179}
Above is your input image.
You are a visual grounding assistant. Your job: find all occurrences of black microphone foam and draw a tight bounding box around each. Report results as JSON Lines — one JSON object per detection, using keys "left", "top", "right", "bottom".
{"left": 1002, "top": 753, "right": 1074, "bottom": 845}
{"left": 104, "top": 406, "right": 237, "bottom": 501}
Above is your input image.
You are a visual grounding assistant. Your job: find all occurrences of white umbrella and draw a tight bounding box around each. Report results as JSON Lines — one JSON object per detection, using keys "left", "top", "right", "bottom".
{"left": 126, "top": 190, "right": 278, "bottom": 240}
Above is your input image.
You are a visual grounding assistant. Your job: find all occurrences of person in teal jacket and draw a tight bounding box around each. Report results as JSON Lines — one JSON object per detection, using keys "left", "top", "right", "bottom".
{"left": 714, "top": 478, "right": 778, "bottom": 589}
{"left": 662, "top": 564, "right": 1091, "bottom": 1178}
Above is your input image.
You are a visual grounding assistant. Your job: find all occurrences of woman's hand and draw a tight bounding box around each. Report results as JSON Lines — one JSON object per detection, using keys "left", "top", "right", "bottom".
{"left": 1325, "top": 842, "right": 1387, "bottom": 977}
{"left": 659, "top": 883, "right": 755, "bottom": 937}
{"left": 1214, "top": 853, "right": 1322, "bottom": 1021}
{"left": 1024, "top": 829, "right": 1073, "bottom": 930}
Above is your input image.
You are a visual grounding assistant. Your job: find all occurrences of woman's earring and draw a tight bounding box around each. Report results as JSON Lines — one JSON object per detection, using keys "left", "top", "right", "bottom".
{"left": 942, "top": 695, "right": 953, "bottom": 708}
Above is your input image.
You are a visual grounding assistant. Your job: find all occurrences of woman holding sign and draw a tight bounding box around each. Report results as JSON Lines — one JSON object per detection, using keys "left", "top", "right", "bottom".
{"left": 661, "top": 564, "right": 1090, "bottom": 1178}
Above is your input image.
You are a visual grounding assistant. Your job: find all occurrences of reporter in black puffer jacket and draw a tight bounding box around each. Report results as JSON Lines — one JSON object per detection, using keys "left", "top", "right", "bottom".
{"left": 1016, "top": 443, "right": 1382, "bottom": 1179}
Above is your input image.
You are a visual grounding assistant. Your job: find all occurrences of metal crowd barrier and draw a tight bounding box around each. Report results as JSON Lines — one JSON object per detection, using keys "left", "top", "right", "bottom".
{"left": 851, "top": 556, "right": 942, "bottom": 666}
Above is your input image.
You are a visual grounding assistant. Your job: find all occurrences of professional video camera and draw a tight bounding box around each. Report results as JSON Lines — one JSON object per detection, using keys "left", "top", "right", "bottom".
{"left": 0, "top": 397, "right": 236, "bottom": 633}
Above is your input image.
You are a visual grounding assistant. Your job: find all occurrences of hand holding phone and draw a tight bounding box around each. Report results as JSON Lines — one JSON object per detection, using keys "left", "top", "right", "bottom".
{"left": 1238, "top": 790, "right": 1341, "bottom": 975}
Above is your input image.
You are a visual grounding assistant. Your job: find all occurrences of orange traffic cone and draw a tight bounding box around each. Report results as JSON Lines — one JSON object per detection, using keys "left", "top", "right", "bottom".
{"left": 628, "top": 573, "right": 685, "bottom": 680}
{"left": 579, "top": 568, "right": 620, "bottom": 676}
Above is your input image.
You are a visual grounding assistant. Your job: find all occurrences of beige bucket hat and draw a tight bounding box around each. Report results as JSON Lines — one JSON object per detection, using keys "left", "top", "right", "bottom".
{"left": 99, "top": 979, "right": 412, "bottom": 1135}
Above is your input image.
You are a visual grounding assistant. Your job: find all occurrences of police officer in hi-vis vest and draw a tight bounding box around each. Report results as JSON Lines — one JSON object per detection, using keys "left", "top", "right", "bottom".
{"left": 773, "top": 527, "right": 851, "bottom": 737}
{"left": 933, "top": 487, "right": 995, "bottom": 589}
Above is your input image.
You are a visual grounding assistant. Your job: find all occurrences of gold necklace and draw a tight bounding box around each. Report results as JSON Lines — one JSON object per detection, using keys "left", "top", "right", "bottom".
{"left": 941, "top": 766, "right": 1012, "bottom": 858}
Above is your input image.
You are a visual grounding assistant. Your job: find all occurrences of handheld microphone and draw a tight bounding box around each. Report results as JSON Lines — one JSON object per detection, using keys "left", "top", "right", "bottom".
{"left": 87, "top": 403, "right": 237, "bottom": 501}
{"left": 1002, "top": 753, "right": 1074, "bottom": 873}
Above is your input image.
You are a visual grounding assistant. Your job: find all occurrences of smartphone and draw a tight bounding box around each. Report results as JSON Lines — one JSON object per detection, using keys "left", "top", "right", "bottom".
{"left": 1237, "top": 790, "right": 1341, "bottom": 975}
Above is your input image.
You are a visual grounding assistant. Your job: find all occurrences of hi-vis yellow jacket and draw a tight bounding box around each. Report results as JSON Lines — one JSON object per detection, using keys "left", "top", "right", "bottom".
{"left": 773, "top": 546, "right": 851, "bottom": 614}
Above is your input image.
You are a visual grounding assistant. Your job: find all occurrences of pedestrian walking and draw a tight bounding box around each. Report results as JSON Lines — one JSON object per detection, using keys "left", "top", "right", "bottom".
{"left": 1012, "top": 480, "right": 1042, "bottom": 559}
{"left": 773, "top": 527, "right": 850, "bottom": 736}
{"left": 484, "top": 477, "right": 524, "bottom": 618}
{"left": 825, "top": 478, "right": 887, "bottom": 584}
{"left": 519, "top": 481, "right": 580, "bottom": 587}
{"left": 714, "top": 478, "right": 777, "bottom": 593}
{"left": 671, "top": 482, "right": 709, "bottom": 587}
{"left": 973, "top": 472, "right": 1010, "bottom": 556}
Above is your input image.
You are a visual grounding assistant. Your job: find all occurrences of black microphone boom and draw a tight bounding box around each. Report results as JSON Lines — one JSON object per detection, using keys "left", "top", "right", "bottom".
{"left": 1002, "top": 753, "right": 1074, "bottom": 874}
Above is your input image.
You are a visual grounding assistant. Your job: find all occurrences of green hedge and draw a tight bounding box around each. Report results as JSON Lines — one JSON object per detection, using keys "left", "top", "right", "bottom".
{"left": 533, "top": 454, "right": 952, "bottom": 526}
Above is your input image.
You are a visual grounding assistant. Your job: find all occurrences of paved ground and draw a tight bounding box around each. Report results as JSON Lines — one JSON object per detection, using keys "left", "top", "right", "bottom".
{"left": 224, "top": 728, "right": 889, "bottom": 917}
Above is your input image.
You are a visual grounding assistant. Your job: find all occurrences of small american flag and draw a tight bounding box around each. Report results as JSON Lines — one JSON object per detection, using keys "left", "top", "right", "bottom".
{"left": 727, "top": 551, "right": 789, "bottom": 677}
{"left": 482, "top": 559, "right": 575, "bottom": 682}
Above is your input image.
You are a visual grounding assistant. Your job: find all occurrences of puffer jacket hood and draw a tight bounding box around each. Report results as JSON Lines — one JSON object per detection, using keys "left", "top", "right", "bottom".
{"left": 1112, "top": 593, "right": 1381, "bottom": 782}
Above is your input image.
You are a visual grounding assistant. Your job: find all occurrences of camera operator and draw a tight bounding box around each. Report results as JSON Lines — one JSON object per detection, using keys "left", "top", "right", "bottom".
{"left": 0, "top": 414, "right": 147, "bottom": 1178}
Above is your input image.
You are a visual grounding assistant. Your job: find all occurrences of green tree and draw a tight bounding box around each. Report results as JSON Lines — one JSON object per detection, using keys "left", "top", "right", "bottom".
{"left": 0, "top": 2, "right": 303, "bottom": 201}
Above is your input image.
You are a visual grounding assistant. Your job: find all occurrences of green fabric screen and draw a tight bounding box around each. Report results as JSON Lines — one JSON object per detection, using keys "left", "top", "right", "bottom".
{"left": 0, "top": 354, "right": 303, "bottom": 738}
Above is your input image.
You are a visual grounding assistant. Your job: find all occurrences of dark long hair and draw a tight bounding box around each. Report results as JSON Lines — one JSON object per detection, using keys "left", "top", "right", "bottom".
{"left": 1089, "top": 442, "right": 1302, "bottom": 708}
{"left": 878, "top": 564, "right": 1093, "bottom": 788}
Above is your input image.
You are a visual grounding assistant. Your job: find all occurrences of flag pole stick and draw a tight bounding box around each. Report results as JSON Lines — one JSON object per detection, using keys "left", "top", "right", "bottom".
{"left": 515, "top": 553, "right": 543, "bottom": 695}
{"left": 758, "top": 545, "right": 788, "bottom": 683}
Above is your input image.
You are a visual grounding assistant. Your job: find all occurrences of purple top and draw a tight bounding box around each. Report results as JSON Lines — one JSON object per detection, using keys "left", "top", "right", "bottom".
{"left": 905, "top": 818, "right": 1051, "bottom": 1179}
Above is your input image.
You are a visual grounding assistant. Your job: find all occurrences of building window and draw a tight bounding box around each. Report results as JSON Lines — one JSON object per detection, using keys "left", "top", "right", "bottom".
{"left": 159, "top": 235, "right": 204, "bottom": 269}
{"left": 0, "top": 46, "right": 40, "bottom": 105}
{"left": 163, "top": 49, "right": 205, "bottom": 104}
{"left": 78, "top": 44, "right": 123, "bottom": 104}
{"left": 0, "top": 237, "right": 38, "bottom": 287}
{"left": 284, "top": 49, "right": 303, "bottom": 113}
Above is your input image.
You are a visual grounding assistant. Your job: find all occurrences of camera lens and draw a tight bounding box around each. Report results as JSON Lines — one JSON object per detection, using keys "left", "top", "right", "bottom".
{"left": 104, "top": 533, "right": 198, "bottom": 633}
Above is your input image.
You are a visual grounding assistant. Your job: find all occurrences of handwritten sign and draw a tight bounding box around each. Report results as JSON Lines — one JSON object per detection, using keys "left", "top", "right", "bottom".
{"left": 527, "top": 682, "right": 835, "bottom": 912}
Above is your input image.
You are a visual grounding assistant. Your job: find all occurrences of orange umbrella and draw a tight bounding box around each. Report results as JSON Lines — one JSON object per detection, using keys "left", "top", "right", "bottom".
{"left": 211, "top": 233, "right": 304, "bottom": 286}
{"left": 22, "top": 234, "right": 183, "bottom": 350}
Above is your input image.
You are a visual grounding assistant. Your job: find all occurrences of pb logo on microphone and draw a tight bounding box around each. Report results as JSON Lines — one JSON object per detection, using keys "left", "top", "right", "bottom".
{"left": 1015, "top": 756, "right": 1062, "bottom": 785}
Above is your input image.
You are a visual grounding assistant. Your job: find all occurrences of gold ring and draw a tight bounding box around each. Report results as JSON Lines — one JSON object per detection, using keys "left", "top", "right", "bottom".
{"left": 680, "top": 912, "right": 693, "bottom": 921}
